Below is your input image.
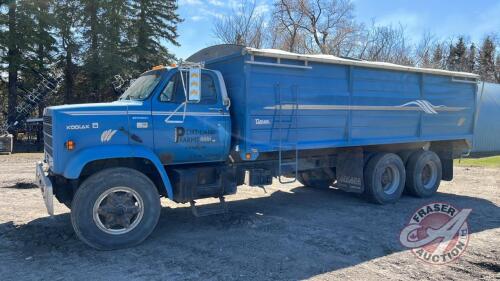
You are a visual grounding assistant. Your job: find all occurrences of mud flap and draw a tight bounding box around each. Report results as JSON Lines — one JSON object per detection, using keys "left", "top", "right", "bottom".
{"left": 336, "top": 147, "right": 364, "bottom": 193}
{"left": 431, "top": 142, "right": 454, "bottom": 181}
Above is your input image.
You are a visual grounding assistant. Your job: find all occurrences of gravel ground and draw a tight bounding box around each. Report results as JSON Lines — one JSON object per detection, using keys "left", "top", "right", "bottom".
{"left": 0, "top": 153, "right": 498, "bottom": 281}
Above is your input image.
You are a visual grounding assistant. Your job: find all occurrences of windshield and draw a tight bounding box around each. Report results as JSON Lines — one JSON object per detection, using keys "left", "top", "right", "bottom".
{"left": 119, "top": 72, "right": 161, "bottom": 100}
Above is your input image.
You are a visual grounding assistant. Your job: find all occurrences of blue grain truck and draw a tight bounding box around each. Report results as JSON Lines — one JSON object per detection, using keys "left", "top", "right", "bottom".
{"left": 36, "top": 45, "right": 479, "bottom": 249}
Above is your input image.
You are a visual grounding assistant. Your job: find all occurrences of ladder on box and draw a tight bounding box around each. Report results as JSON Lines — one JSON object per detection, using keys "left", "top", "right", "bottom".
{"left": 275, "top": 84, "right": 299, "bottom": 184}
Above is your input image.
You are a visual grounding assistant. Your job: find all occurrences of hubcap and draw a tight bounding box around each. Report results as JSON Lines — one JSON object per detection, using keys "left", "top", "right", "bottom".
{"left": 421, "top": 162, "right": 438, "bottom": 189}
{"left": 93, "top": 187, "right": 144, "bottom": 235}
{"left": 381, "top": 164, "right": 400, "bottom": 195}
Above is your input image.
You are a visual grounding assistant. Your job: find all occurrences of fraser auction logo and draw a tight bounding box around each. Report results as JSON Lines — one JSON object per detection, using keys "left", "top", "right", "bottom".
{"left": 399, "top": 202, "right": 471, "bottom": 265}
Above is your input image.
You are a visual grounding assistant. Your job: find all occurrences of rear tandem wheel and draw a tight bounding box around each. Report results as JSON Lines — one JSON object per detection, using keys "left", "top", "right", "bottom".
{"left": 405, "top": 150, "right": 442, "bottom": 198}
{"left": 363, "top": 153, "right": 406, "bottom": 204}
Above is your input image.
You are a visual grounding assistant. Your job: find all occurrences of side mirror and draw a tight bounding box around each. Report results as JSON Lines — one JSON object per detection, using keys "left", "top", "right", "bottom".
{"left": 188, "top": 68, "right": 201, "bottom": 102}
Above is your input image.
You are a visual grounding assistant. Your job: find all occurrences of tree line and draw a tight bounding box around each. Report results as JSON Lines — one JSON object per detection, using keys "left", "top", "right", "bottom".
{"left": 0, "top": 0, "right": 180, "bottom": 125}
{"left": 214, "top": 0, "right": 500, "bottom": 83}
{"left": 1, "top": 0, "right": 500, "bottom": 129}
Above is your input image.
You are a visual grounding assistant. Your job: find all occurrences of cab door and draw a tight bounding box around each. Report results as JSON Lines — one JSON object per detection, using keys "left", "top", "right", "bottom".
{"left": 152, "top": 69, "right": 229, "bottom": 164}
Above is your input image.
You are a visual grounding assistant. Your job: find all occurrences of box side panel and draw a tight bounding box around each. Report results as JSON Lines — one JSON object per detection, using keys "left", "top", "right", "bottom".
{"left": 420, "top": 75, "right": 476, "bottom": 138}
{"left": 245, "top": 57, "right": 350, "bottom": 152}
{"left": 209, "top": 54, "right": 476, "bottom": 155}
{"left": 350, "top": 67, "right": 421, "bottom": 142}
{"left": 350, "top": 68, "right": 475, "bottom": 146}
{"left": 205, "top": 56, "right": 247, "bottom": 150}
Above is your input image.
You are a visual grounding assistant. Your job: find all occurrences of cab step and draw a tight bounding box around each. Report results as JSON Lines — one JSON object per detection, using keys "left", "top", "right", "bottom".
{"left": 190, "top": 197, "right": 228, "bottom": 217}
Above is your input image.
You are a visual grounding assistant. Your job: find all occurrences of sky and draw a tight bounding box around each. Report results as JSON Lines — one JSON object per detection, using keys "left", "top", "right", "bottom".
{"left": 170, "top": 0, "right": 500, "bottom": 59}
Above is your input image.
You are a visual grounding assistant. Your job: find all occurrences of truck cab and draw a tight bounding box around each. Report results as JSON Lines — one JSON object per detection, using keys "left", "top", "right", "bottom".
{"left": 37, "top": 64, "right": 235, "bottom": 249}
{"left": 43, "top": 65, "right": 231, "bottom": 172}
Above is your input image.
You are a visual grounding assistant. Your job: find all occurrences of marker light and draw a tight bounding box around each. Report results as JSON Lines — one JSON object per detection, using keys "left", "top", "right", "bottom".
{"left": 151, "top": 65, "right": 165, "bottom": 70}
{"left": 66, "top": 140, "right": 75, "bottom": 150}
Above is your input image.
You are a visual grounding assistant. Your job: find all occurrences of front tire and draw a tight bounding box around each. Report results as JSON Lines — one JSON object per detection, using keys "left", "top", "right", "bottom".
{"left": 364, "top": 153, "right": 405, "bottom": 204}
{"left": 71, "top": 167, "right": 161, "bottom": 250}
{"left": 405, "top": 150, "right": 442, "bottom": 198}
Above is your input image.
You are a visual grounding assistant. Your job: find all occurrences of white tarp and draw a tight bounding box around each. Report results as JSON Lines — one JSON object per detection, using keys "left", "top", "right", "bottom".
{"left": 245, "top": 47, "right": 479, "bottom": 79}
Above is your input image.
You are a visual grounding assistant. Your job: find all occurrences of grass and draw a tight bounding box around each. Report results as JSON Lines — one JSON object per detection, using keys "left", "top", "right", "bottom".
{"left": 454, "top": 155, "right": 500, "bottom": 168}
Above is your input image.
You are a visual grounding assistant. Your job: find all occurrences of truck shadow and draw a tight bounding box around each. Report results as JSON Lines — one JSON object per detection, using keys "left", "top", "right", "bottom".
{"left": 2, "top": 182, "right": 38, "bottom": 189}
{"left": 1, "top": 187, "right": 499, "bottom": 279}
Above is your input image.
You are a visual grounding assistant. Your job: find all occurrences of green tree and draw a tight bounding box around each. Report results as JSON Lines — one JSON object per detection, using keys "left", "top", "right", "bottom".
{"left": 100, "top": 0, "right": 132, "bottom": 101}
{"left": 29, "top": 0, "right": 57, "bottom": 73}
{"left": 129, "top": 0, "right": 181, "bottom": 73}
{"left": 81, "top": 0, "right": 102, "bottom": 100}
{"left": 478, "top": 36, "right": 496, "bottom": 82}
{"left": 0, "top": 0, "right": 37, "bottom": 125}
{"left": 447, "top": 37, "right": 467, "bottom": 71}
{"left": 431, "top": 44, "right": 444, "bottom": 69}
{"left": 445, "top": 42, "right": 459, "bottom": 71}
{"left": 466, "top": 43, "right": 477, "bottom": 73}
{"left": 495, "top": 54, "right": 500, "bottom": 83}
{"left": 0, "top": 79, "right": 6, "bottom": 125}
{"left": 54, "top": 0, "right": 83, "bottom": 104}
{"left": 25, "top": 0, "right": 58, "bottom": 117}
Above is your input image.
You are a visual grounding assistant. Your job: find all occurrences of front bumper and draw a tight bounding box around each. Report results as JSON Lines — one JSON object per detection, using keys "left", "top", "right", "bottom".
{"left": 35, "top": 161, "right": 54, "bottom": 216}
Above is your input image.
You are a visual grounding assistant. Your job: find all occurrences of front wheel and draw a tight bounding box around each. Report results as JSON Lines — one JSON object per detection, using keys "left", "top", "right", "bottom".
{"left": 71, "top": 167, "right": 161, "bottom": 250}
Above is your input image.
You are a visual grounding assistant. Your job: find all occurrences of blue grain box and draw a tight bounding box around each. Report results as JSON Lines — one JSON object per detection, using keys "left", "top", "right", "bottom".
{"left": 195, "top": 45, "right": 479, "bottom": 158}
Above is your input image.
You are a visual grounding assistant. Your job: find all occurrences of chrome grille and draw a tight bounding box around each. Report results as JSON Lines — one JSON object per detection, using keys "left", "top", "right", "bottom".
{"left": 43, "top": 115, "right": 53, "bottom": 156}
{"left": 43, "top": 116, "right": 52, "bottom": 135}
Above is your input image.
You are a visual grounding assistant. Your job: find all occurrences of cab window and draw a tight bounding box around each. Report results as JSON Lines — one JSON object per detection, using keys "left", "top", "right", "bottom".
{"left": 159, "top": 72, "right": 218, "bottom": 104}
{"left": 159, "top": 79, "right": 175, "bottom": 102}
{"left": 200, "top": 74, "right": 217, "bottom": 104}
{"left": 120, "top": 71, "right": 161, "bottom": 100}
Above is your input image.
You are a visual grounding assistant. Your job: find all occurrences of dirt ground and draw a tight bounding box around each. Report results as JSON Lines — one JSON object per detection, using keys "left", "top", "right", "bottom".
{"left": 0, "top": 153, "right": 498, "bottom": 281}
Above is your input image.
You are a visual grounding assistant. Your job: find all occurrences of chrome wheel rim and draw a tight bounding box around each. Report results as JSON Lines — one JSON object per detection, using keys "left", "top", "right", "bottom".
{"left": 421, "top": 162, "right": 438, "bottom": 189}
{"left": 381, "top": 164, "right": 400, "bottom": 195}
{"left": 93, "top": 187, "right": 144, "bottom": 235}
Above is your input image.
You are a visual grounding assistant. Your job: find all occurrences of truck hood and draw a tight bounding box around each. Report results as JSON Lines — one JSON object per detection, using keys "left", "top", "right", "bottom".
{"left": 43, "top": 100, "right": 145, "bottom": 175}
{"left": 45, "top": 100, "right": 143, "bottom": 115}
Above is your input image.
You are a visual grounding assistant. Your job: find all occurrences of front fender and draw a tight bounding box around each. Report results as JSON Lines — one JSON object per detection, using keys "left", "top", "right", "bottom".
{"left": 63, "top": 145, "right": 173, "bottom": 199}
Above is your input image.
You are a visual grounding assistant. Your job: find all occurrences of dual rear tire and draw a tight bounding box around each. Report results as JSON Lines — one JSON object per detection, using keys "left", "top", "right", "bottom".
{"left": 297, "top": 150, "right": 442, "bottom": 204}
{"left": 364, "top": 153, "right": 406, "bottom": 204}
{"left": 405, "top": 150, "right": 442, "bottom": 198}
{"left": 364, "top": 150, "right": 442, "bottom": 204}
